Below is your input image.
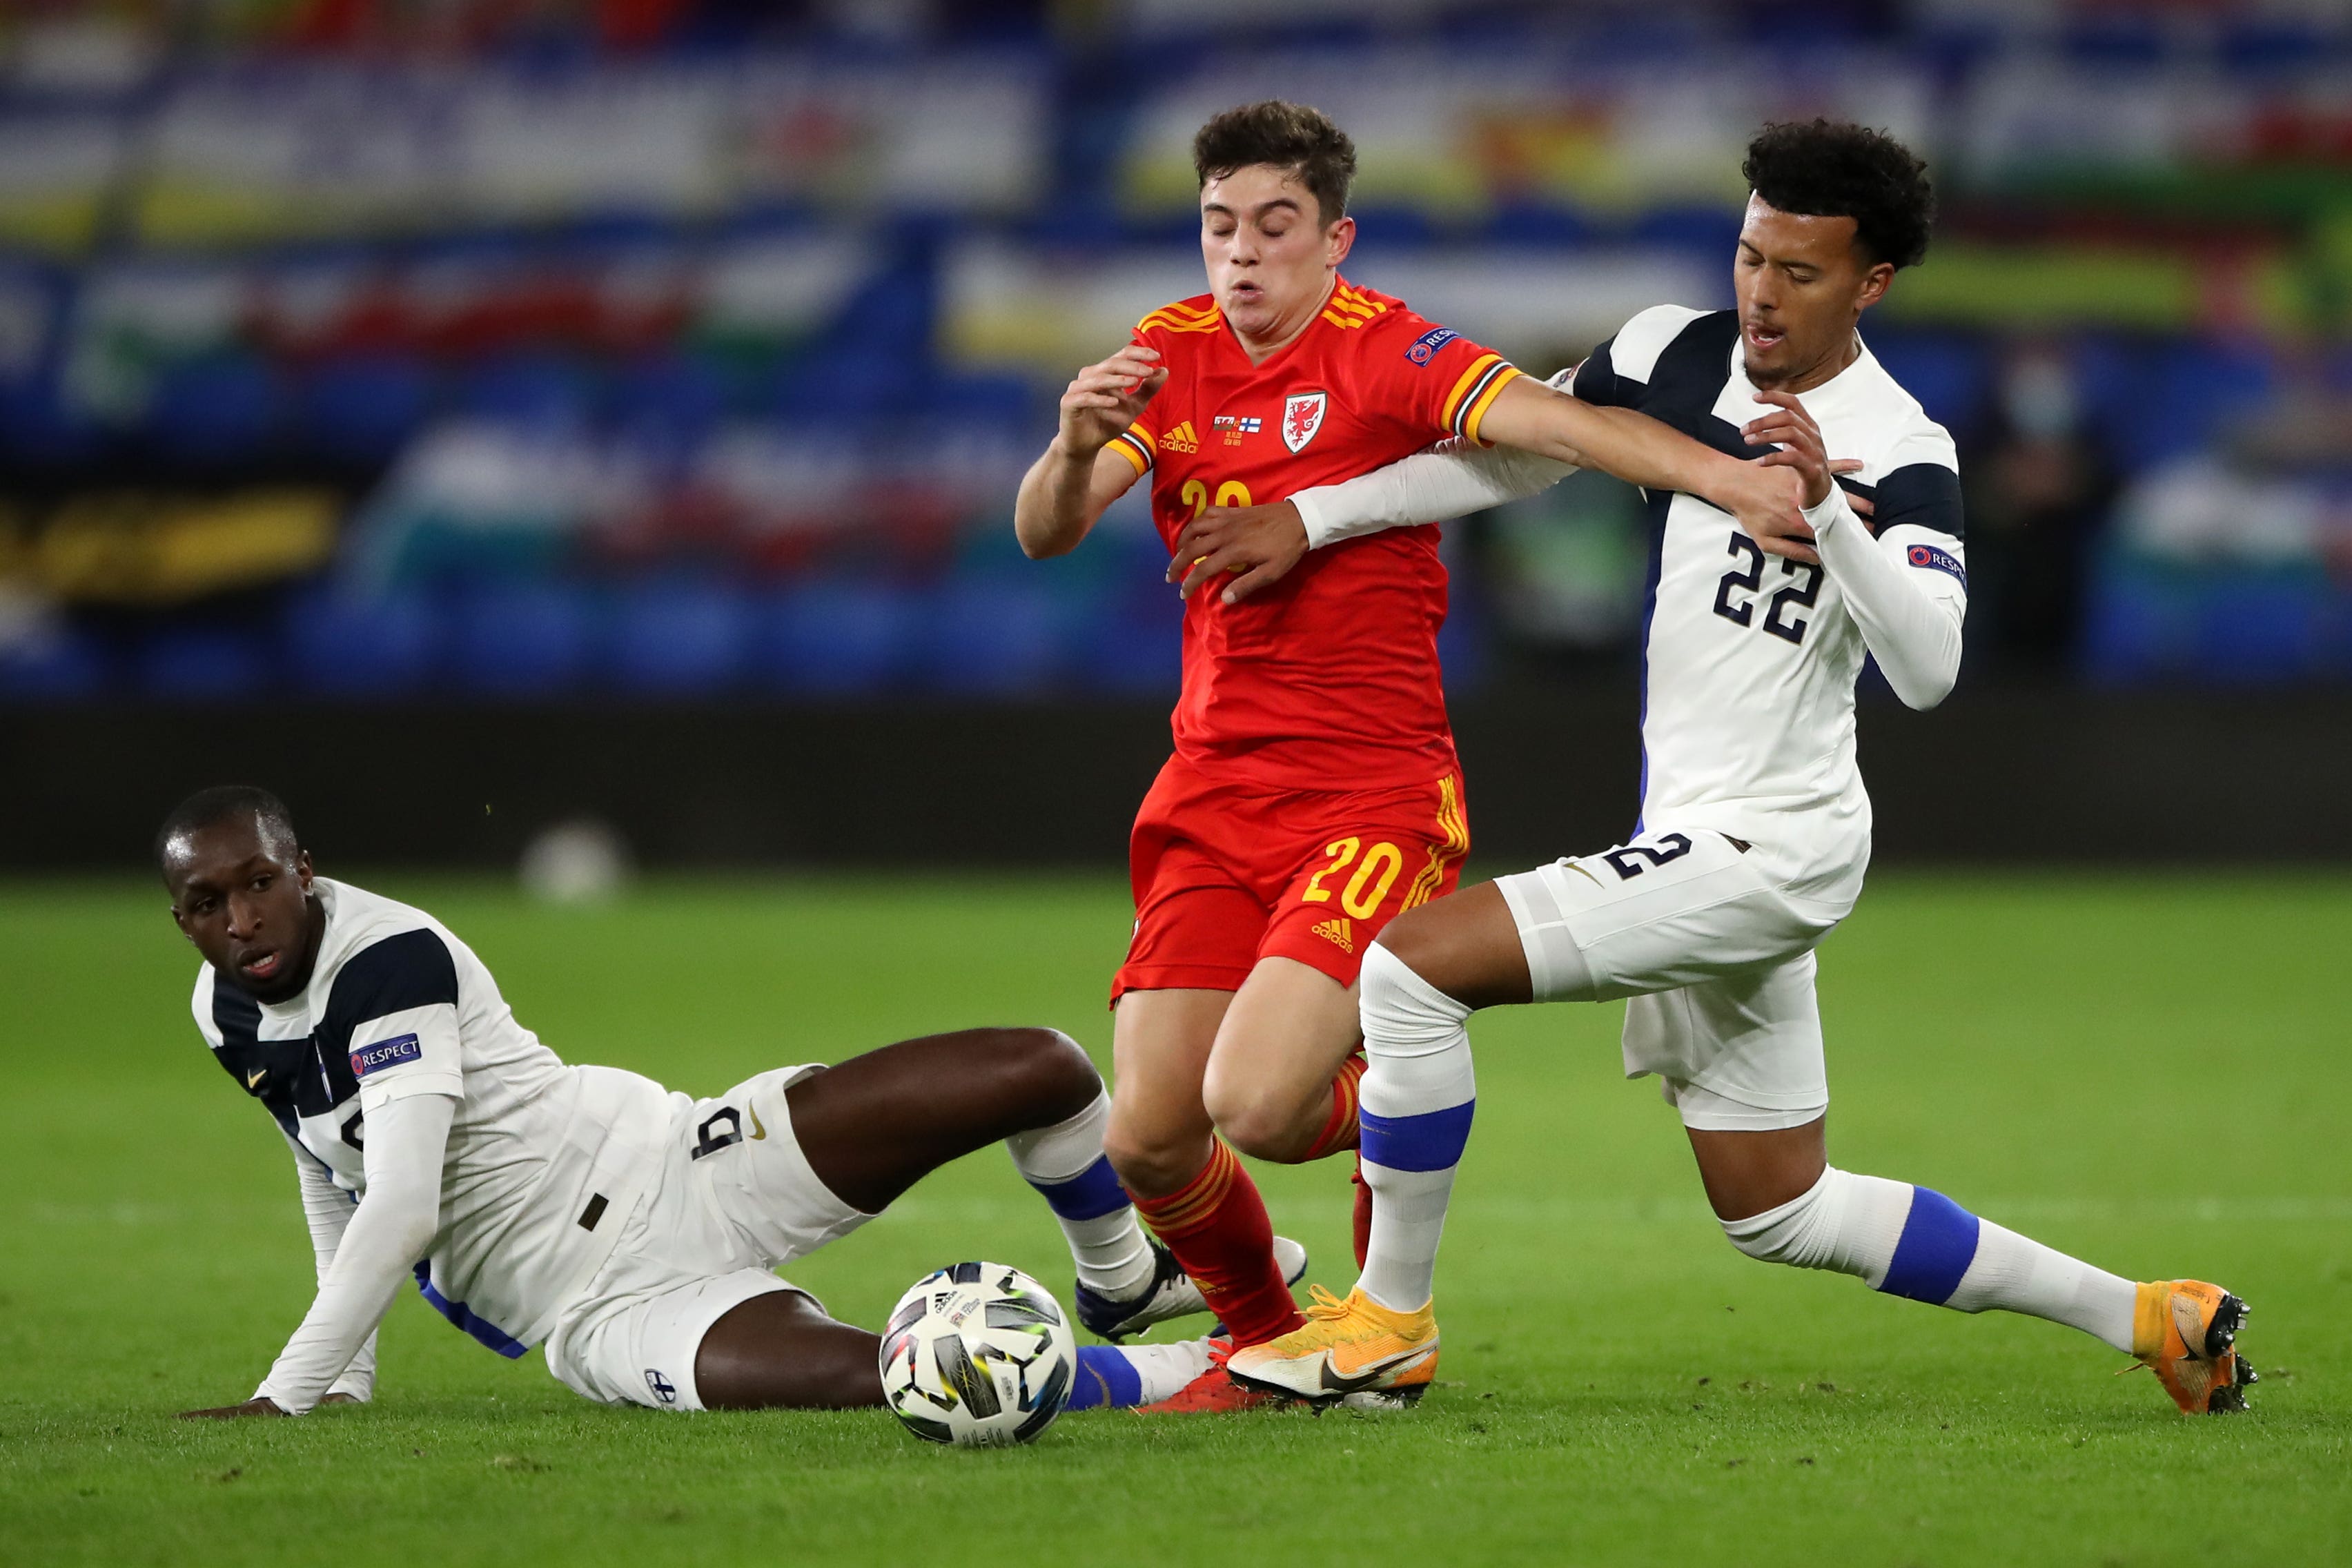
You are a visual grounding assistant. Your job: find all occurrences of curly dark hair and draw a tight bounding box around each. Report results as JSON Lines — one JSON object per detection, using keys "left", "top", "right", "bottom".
{"left": 1743, "top": 119, "right": 1935, "bottom": 271}
{"left": 1193, "top": 100, "right": 1358, "bottom": 226}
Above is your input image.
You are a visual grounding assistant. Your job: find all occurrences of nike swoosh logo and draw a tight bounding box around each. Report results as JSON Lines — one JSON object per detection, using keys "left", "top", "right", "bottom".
{"left": 246, "top": 1068, "right": 266, "bottom": 1088}
{"left": 1317, "top": 1361, "right": 1387, "bottom": 1394}
{"left": 747, "top": 1103, "right": 766, "bottom": 1141}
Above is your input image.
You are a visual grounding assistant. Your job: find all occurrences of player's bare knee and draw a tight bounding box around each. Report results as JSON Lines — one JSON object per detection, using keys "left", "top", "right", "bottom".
{"left": 1101, "top": 1108, "right": 1206, "bottom": 1196}
{"left": 1371, "top": 903, "right": 1448, "bottom": 980}
{"left": 977, "top": 1026, "right": 1099, "bottom": 1124}
{"left": 1201, "top": 1068, "right": 1315, "bottom": 1163}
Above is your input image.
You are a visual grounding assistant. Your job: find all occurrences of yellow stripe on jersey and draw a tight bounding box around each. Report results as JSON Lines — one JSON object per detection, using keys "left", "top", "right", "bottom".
{"left": 1137, "top": 299, "right": 1222, "bottom": 335}
{"left": 1439, "top": 353, "right": 1505, "bottom": 431}
{"left": 1110, "top": 428, "right": 1154, "bottom": 474}
{"left": 1458, "top": 363, "right": 1522, "bottom": 445}
{"left": 1319, "top": 286, "right": 1391, "bottom": 330}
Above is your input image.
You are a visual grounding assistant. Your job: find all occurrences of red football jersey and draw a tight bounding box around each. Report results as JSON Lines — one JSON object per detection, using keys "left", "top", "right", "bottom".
{"left": 1108, "top": 277, "right": 1520, "bottom": 793}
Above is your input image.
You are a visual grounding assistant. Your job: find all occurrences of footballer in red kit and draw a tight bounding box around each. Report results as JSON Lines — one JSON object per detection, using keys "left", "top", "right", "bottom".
{"left": 1015, "top": 100, "right": 1808, "bottom": 1408}
{"left": 1107, "top": 278, "right": 1510, "bottom": 1004}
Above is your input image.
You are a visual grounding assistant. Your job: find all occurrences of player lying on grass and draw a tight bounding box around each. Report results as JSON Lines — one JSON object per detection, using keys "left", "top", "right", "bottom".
{"left": 1211, "top": 120, "right": 2255, "bottom": 1415}
{"left": 1013, "top": 101, "right": 1810, "bottom": 1407}
{"left": 164, "top": 786, "right": 1237, "bottom": 1419}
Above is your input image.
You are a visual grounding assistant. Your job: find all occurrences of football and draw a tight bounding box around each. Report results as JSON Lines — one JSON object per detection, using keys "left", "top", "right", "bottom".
{"left": 879, "top": 1262, "right": 1077, "bottom": 1447}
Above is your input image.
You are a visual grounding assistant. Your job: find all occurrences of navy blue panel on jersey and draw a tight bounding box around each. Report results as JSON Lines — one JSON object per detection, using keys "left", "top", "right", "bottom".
{"left": 316, "top": 928, "right": 458, "bottom": 1095}
{"left": 1631, "top": 478, "right": 1673, "bottom": 838}
{"left": 208, "top": 983, "right": 307, "bottom": 1139}
{"left": 1635, "top": 311, "right": 1750, "bottom": 451}
{"left": 1571, "top": 335, "right": 1625, "bottom": 408}
{"left": 1871, "top": 460, "right": 1966, "bottom": 540}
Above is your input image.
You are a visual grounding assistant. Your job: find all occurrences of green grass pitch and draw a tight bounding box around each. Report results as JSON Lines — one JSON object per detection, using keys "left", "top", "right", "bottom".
{"left": 3, "top": 870, "right": 2348, "bottom": 1566}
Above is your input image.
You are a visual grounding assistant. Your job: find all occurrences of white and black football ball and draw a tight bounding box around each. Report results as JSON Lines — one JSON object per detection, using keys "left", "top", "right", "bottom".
{"left": 879, "top": 1262, "right": 1077, "bottom": 1447}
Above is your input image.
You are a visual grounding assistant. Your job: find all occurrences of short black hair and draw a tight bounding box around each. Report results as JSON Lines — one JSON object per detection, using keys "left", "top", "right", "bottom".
{"left": 1743, "top": 119, "right": 1935, "bottom": 271}
{"left": 156, "top": 785, "right": 298, "bottom": 870}
{"left": 1193, "top": 100, "right": 1358, "bottom": 226}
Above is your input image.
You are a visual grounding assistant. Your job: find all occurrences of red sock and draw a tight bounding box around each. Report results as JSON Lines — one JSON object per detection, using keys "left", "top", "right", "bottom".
{"left": 1133, "top": 1139, "right": 1303, "bottom": 1347}
{"left": 1303, "top": 1050, "right": 1366, "bottom": 1162}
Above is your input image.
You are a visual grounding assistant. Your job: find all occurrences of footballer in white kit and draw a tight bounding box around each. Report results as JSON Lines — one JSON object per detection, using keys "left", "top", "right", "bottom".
{"left": 1213, "top": 119, "right": 2253, "bottom": 1415}
{"left": 162, "top": 787, "right": 1276, "bottom": 1421}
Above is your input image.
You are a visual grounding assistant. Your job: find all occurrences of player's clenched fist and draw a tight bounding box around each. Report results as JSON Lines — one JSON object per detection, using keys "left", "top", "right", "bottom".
{"left": 1056, "top": 346, "right": 1166, "bottom": 456}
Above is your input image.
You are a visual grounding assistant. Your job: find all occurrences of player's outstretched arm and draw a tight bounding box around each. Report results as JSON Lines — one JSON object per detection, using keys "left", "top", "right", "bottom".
{"left": 183, "top": 1092, "right": 454, "bottom": 1419}
{"left": 1478, "top": 375, "right": 1814, "bottom": 557}
{"left": 1015, "top": 346, "right": 1164, "bottom": 560}
{"left": 1168, "top": 429, "right": 1573, "bottom": 603}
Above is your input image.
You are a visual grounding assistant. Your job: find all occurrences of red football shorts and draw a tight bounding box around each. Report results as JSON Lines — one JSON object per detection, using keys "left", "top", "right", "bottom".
{"left": 1112, "top": 756, "right": 1472, "bottom": 1004}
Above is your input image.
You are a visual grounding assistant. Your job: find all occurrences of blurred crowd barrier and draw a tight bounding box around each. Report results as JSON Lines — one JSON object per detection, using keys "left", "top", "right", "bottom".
{"left": 2, "top": 0, "right": 2351, "bottom": 702}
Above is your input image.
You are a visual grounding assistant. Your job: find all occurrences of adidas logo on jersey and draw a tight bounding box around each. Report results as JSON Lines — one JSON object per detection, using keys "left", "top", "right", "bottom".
{"left": 1159, "top": 421, "right": 1199, "bottom": 453}
{"left": 1311, "top": 917, "right": 1355, "bottom": 953}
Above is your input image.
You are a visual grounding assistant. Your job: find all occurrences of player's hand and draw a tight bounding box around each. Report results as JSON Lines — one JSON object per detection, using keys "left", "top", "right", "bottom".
{"left": 1743, "top": 389, "right": 1840, "bottom": 507}
{"left": 1166, "top": 500, "right": 1308, "bottom": 603}
{"left": 1716, "top": 458, "right": 1817, "bottom": 565}
{"left": 1055, "top": 346, "right": 1167, "bottom": 458}
{"left": 180, "top": 1396, "right": 294, "bottom": 1420}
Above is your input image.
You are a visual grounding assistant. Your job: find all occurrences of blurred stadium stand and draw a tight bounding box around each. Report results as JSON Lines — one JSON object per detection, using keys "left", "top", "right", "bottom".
{"left": 2, "top": 0, "right": 2349, "bottom": 863}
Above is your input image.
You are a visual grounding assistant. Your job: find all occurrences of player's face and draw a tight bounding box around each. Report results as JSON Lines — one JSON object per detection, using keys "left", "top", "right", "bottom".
{"left": 165, "top": 817, "right": 319, "bottom": 1001}
{"left": 1733, "top": 195, "right": 1894, "bottom": 390}
{"left": 1199, "top": 165, "right": 1353, "bottom": 348}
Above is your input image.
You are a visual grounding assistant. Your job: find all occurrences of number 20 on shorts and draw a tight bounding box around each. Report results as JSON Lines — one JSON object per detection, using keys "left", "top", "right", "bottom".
{"left": 1303, "top": 836, "right": 1405, "bottom": 919}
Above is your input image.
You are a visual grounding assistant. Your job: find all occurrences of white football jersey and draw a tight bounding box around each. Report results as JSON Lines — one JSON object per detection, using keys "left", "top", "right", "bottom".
{"left": 192, "top": 879, "right": 674, "bottom": 1355}
{"left": 1574, "top": 306, "right": 1967, "bottom": 915}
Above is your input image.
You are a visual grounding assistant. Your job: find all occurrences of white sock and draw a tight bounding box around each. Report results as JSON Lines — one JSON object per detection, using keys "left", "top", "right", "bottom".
{"left": 1722, "top": 1168, "right": 2137, "bottom": 1353}
{"left": 1356, "top": 945, "right": 1477, "bottom": 1314}
{"left": 1119, "top": 1337, "right": 1215, "bottom": 1403}
{"left": 1006, "top": 1085, "right": 1153, "bottom": 1301}
{"left": 1946, "top": 1220, "right": 2138, "bottom": 1353}
{"left": 1066, "top": 1337, "right": 1215, "bottom": 1409}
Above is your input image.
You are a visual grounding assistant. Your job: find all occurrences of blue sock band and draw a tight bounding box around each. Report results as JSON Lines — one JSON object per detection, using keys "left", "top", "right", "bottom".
{"left": 1028, "top": 1155, "right": 1131, "bottom": 1222}
{"left": 1360, "top": 1099, "right": 1476, "bottom": 1174}
{"left": 1064, "top": 1344, "right": 1144, "bottom": 1411}
{"left": 1876, "top": 1186, "right": 1982, "bottom": 1305}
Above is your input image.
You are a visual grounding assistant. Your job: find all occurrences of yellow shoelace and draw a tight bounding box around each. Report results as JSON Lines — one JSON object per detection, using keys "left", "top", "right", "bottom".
{"left": 1302, "top": 1283, "right": 1358, "bottom": 1322}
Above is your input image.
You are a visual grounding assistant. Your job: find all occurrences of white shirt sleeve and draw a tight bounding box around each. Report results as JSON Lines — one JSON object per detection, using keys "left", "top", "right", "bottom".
{"left": 1805, "top": 486, "right": 1966, "bottom": 710}
{"left": 1291, "top": 367, "right": 1578, "bottom": 549}
{"left": 281, "top": 1130, "right": 378, "bottom": 1402}
{"left": 255, "top": 1091, "right": 453, "bottom": 1413}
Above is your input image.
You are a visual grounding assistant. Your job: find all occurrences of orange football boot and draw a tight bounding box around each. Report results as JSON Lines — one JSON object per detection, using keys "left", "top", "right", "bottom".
{"left": 1225, "top": 1284, "right": 1439, "bottom": 1406}
{"left": 2130, "top": 1280, "right": 2257, "bottom": 1413}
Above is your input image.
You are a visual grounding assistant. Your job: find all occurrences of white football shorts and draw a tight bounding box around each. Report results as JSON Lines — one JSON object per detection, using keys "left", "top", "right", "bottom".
{"left": 1493, "top": 827, "right": 1843, "bottom": 1130}
{"left": 543, "top": 1064, "right": 873, "bottom": 1413}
